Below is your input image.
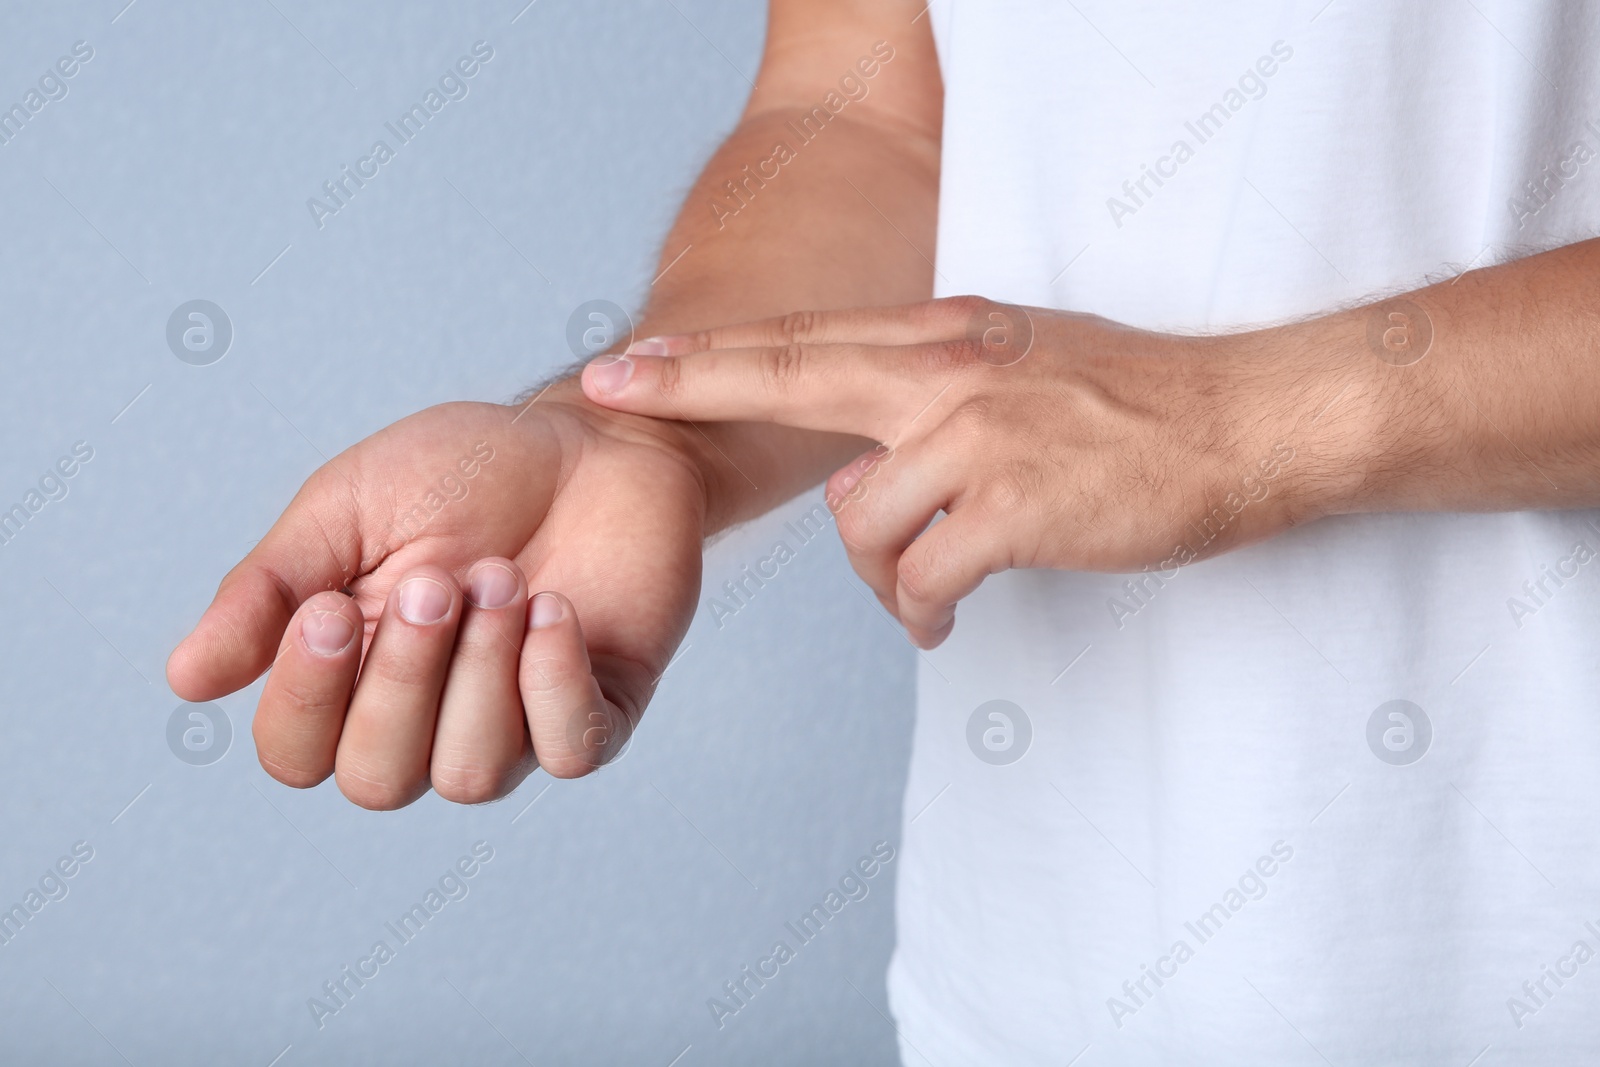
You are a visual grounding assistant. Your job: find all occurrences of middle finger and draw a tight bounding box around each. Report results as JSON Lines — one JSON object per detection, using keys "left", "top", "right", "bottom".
{"left": 335, "top": 565, "right": 463, "bottom": 810}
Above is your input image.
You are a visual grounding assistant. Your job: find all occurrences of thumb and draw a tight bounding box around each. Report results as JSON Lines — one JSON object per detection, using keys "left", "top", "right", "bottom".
{"left": 166, "top": 468, "right": 365, "bottom": 702}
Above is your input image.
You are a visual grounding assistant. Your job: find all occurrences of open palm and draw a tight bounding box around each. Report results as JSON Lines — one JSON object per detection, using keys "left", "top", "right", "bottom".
{"left": 166, "top": 395, "right": 707, "bottom": 808}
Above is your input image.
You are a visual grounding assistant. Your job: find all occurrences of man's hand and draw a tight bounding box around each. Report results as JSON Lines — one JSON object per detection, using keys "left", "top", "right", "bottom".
{"left": 165, "top": 0, "right": 948, "bottom": 810}
{"left": 583, "top": 245, "right": 1600, "bottom": 649}
{"left": 166, "top": 394, "right": 708, "bottom": 808}
{"left": 579, "top": 297, "right": 1378, "bottom": 648}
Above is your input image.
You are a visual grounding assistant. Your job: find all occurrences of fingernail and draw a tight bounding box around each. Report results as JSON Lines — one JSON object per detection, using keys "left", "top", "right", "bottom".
{"left": 530, "top": 592, "right": 563, "bottom": 628}
{"left": 467, "top": 562, "right": 520, "bottom": 609}
{"left": 625, "top": 337, "right": 669, "bottom": 356}
{"left": 397, "top": 577, "right": 452, "bottom": 624}
{"left": 302, "top": 611, "right": 356, "bottom": 656}
{"left": 586, "top": 355, "right": 633, "bottom": 395}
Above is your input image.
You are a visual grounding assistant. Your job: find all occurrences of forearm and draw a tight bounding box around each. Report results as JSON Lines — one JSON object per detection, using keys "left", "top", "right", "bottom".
{"left": 544, "top": 6, "right": 941, "bottom": 535}
{"left": 1290, "top": 237, "right": 1600, "bottom": 518}
{"left": 652, "top": 113, "right": 940, "bottom": 529}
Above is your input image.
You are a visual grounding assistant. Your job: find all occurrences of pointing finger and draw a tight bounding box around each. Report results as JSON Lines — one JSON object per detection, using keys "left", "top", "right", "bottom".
{"left": 581, "top": 342, "right": 972, "bottom": 440}
{"left": 628, "top": 297, "right": 992, "bottom": 354}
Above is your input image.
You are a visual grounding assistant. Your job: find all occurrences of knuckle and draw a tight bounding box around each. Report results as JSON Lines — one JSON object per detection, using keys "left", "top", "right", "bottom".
{"left": 654, "top": 353, "right": 683, "bottom": 399}
{"left": 367, "top": 650, "right": 438, "bottom": 694}
{"left": 270, "top": 673, "right": 342, "bottom": 717}
{"left": 948, "top": 337, "right": 991, "bottom": 366}
{"left": 446, "top": 634, "right": 501, "bottom": 674}
{"left": 942, "top": 294, "right": 991, "bottom": 322}
{"left": 835, "top": 497, "right": 890, "bottom": 556}
{"left": 980, "top": 467, "right": 1033, "bottom": 519}
{"left": 896, "top": 550, "right": 939, "bottom": 610}
{"left": 571, "top": 706, "right": 620, "bottom": 753}
{"left": 760, "top": 343, "right": 808, "bottom": 396}
{"left": 916, "top": 338, "right": 986, "bottom": 373}
{"left": 947, "top": 396, "right": 995, "bottom": 439}
{"left": 833, "top": 496, "right": 869, "bottom": 545}
{"left": 521, "top": 655, "right": 580, "bottom": 696}
{"left": 775, "top": 309, "right": 820, "bottom": 344}
{"left": 542, "top": 701, "right": 631, "bottom": 780}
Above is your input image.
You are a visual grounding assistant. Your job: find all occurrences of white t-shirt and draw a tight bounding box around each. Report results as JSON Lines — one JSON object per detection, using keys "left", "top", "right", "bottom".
{"left": 888, "top": 3, "right": 1600, "bottom": 1064}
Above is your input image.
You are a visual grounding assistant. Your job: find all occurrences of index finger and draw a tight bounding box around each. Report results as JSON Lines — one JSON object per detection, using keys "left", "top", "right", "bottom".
{"left": 628, "top": 297, "right": 988, "bottom": 355}
{"left": 580, "top": 341, "right": 966, "bottom": 439}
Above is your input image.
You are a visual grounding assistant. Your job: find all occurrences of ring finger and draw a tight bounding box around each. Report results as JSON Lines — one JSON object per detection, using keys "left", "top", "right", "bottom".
{"left": 430, "top": 558, "right": 534, "bottom": 804}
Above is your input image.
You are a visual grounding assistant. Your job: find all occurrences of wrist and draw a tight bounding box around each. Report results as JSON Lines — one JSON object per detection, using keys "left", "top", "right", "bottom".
{"left": 1217, "top": 311, "right": 1399, "bottom": 529}
{"left": 1290, "top": 297, "right": 1459, "bottom": 519}
{"left": 522, "top": 376, "right": 724, "bottom": 531}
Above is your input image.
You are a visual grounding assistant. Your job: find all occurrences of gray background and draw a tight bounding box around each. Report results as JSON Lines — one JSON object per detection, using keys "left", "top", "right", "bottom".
{"left": 0, "top": 2, "right": 915, "bottom": 1064}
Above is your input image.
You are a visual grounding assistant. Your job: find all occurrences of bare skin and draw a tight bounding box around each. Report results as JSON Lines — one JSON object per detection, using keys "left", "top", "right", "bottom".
{"left": 580, "top": 237, "right": 1600, "bottom": 647}
{"left": 169, "top": 0, "right": 1600, "bottom": 808}
{"left": 166, "top": 0, "right": 942, "bottom": 807}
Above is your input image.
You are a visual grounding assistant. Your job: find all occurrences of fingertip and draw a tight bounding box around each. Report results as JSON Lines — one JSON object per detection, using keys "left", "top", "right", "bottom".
{"left": 582, "top": 355, "right": 636, "bottom": 402}
{"left": 390, "top": 565, "right": 461, "bottom": 627}
{"left": 165, "top": 618, "right": 252, "bottom": 703}
{"left": 164, "top": 640, "right": 210, "bottom": 703}
{"left": 296, "top": 590, "right": 362, "bottom": 657}
{"left": 908, "top": 616, "right": 955, "bottom": 650}
{"left": 528, "top": 589, "right": 568, "bottom": 629}
{"left": 464, "top": 557, "right": 526, "bottom": 611}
